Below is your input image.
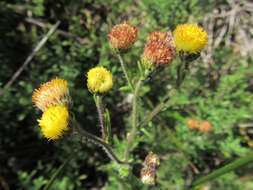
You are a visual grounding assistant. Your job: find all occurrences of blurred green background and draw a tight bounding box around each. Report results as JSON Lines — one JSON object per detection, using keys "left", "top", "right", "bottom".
{"left": 1, "top": 0, "right": 253, "bottom": 189}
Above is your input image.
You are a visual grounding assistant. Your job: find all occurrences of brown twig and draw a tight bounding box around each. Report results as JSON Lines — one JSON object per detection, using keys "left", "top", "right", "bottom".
{"left": 0, "top": 21, "right": 60, "bottom": 95}
{"left": 24, "top": 18, "right": 88, "bottom": 44}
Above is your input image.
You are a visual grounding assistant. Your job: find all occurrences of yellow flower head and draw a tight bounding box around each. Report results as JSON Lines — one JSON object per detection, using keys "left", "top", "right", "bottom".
{"left": 108, "top": 22, "right": 138, "bottom": 49}
{"left": 32, "top": 78, "right": 71, "bottom": 112}
{"left": 173, "top": 24, "right": 208, "bottom": 53}
{"left": 38, "top": 105, "right": 69, "bottom": 140}
{"left": 87, "top": 67, "right": 113, "bottom": 94}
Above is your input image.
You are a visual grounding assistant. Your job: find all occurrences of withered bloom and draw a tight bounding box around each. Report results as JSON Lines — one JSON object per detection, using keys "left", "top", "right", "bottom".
{"left": 140, "top": 152, "right": 160, "bottom": 185}
{"left": 32, "top": 78, "right": 71, "bottom": 112}
{"left": 141, "top": 167, "right": 156, "bottom": 185}
{"left": 148, "top": 31, "right": 174, "bottom": 47}
{"left": 108, "top": 22, "right": 138, "bottom": 49}
{"left": 142, "top": 31, "right": 176, "bottom": 66}
{"left": 144, "top": 152, "right": 160, "bottom": 168}
{"left": 199, "top": 121, "right": 213, "bottom": 133}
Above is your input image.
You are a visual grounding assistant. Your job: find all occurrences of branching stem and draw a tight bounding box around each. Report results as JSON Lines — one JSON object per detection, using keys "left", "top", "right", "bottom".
{"left": 73, "top": 118, "right": 129, "bottom": 165}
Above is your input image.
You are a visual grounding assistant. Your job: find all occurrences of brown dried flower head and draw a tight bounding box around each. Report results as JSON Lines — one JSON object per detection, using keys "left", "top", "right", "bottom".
{"left": 32, "top": 78, "right": 71, "bottom": 112}
{"left": 144, "top": 152, "right": 160, "bottom": 168}
{"left": 186, "top": 118, "right": 213, "bottom": 133}
{"left": 199, "top": 121, "right": 213, "bottom": 133}
{"left": 140, "top": 167, "right": 156, "bottom": 185}
{"left": 108, "top": 22, "right": 138, "bottom": 49}
{"left": 148, "top": 31, "right": 175, "bottom": 47}
{"left": 186, "top": 118, "right": 199, "bottom": 130}
{"left": 142, "top": 31, "right": 176, "bottom": 65}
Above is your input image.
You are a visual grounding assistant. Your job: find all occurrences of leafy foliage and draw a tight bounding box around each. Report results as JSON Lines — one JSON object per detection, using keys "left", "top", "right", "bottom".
{"left": 1, "top": 0, "right": 253, "bottom": 190}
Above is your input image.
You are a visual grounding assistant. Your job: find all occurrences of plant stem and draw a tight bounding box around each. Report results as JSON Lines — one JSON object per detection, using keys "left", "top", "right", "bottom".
{"left": 105, "top": 108, "right": 112, "bottom": 144}
{"left": 116, "top": 53, "right": 134, "bottom": 91}
{"left": 94, "top": 95, "right": 106, "bottom": 140}
{"left": 139, "top": 56, "right": 189, "bottom": 128}
{"left": 138, "top": 90, "right": 176, "bottom": 128}
{"left": 189, "top": 152, "right": 253, "bottom": 189}
{"left": 43, "top": 155, "right": 72, "bottom": 190}
{"left": 73, "top": 119, "right": 129, "bottom": 165}
{"left": 124, "top": 79, "right": 142, "bottom": 160}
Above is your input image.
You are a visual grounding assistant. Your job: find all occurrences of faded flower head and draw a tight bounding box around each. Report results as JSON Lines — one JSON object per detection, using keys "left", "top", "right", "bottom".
{"left": 32, "top": 78, "right": 71, "bottom": 112}
{"left": 186, "top": 118, "right": 199, "bottom": 130}
{"left": 147, "top": 31, "right": 175, "bottom": 47}
{"left": 144, "top": 152, "right": 160, "bottom": 168}
{"left": 141, "top": 168, "right": 156, "bottom": 185}
{"left": 87, "top": 66, "right": 113, "bottom": 94}
{"left": 186, "top": 118, "right": 213, "bottom": 133}
{"left": 108, "top": 22, "right": 138, "bottom": 49}
{"left": 142, "top": 31, "right": 176, "bottom": 66}
{"left": 141, "top": 152, "right": 160, "bottom": 185}
{"left": 38, "top": 105, "right": 69, "bottom": 140}
{"left": 199, "top": 121, "right": 213, "bottom": 133}
{"left": 173, "top": 23, "right": 208, "bottom": 53}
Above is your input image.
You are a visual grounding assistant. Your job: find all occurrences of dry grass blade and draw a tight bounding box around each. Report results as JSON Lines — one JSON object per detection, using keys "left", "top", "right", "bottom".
{"left": 0, "top": 21, "right": 60, "bottom": 96}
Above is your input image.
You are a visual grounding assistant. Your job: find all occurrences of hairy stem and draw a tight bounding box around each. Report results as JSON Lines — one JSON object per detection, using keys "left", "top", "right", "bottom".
{"left": 189, "top": 152, "right": 253, "bottom": 189}
{"left": 73, "top": 119, "right": 129, "bottom": 165}
{"left": 116, "top": 53, "right": 134, "bottom": 91}
{"left": 94, "top": 95, "right": 106, "bottom": 140}
{"left": 124, "top": 79, "right": 142, "bottom": 160}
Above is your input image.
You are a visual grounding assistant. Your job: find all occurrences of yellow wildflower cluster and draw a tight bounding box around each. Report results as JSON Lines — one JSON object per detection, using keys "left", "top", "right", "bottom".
{"left": 32, "top": 78, "right": 71, "bottom": 140}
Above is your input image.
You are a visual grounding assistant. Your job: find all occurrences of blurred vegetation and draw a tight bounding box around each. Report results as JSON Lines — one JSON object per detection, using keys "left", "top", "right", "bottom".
{"left": 1, "top": 0, "right": 253, "bottom": 189}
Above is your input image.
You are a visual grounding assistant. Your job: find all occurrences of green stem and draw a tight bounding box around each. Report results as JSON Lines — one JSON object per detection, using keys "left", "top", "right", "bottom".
{"left": 116, "top": 53, "right": 134, "bottom": 91}
{"left": 139, "top": 56, "right": 189, "bottom": 128}
{"left": 190, "top": 152, "right": 253, "bottom": 189}
{"left": 124, "top": 79, "right": 142, "bottom": 160}
{"left": 138, "top": 90, "right": 176, "bottom": 128}
{"left": 105, "top": 108, "right": 112, "bottom": 144}
{"left": 43, "top": 155, "right": 72, "bottom": 190}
